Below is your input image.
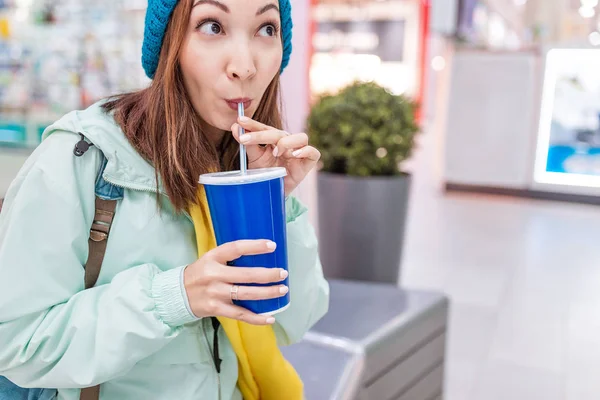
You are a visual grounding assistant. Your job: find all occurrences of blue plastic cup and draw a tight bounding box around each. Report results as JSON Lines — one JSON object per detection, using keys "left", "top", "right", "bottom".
{"left": 199, "top": 167, "right": 290, "bottom": 315}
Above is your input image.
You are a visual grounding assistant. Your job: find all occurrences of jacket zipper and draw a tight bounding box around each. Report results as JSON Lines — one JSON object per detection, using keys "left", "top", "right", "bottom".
{"left": 102, "top": 174, "right": 164, "bottom": 195}
{"left": 202, "top": 318, "right": 222, "bottom": 400}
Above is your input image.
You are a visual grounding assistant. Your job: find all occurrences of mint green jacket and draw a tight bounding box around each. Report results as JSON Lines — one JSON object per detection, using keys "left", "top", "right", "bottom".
{"left": 0, "top": 102, "right": 330, "bottom": 399}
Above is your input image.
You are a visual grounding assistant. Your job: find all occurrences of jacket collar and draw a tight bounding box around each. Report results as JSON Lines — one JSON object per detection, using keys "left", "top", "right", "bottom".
{"left": 43, "top": 101, "right": 168, "bottom": 195}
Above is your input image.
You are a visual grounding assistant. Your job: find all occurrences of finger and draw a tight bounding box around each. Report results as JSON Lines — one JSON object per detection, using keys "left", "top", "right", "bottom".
{"left": 219, "top": 265, "right": 288, "bottom": 285}
{"left": 231, "top": 123, "right": 241, "bottom": 140}
{"left": 215, "top": 282, "right": 288, "bottom": 301}
{"left": 217, "top": 303, "right": 276, "bottom": 326}
{"left": 231, "top": 123, "right": 269, "bottom": 162}
{"left": 273, "top": 133, "right": 309, "bottom": 158}
{"left": 291, "top": 146, "right": 321, "bottom": 162}
{"left": 208, "top": 240, "right": 277, "bottom": 264}
{"left": 238, "top": 116, "right": 271, "bottom": 132}
{"left": 238, "top": 129, "right": 287, "bottom": 147}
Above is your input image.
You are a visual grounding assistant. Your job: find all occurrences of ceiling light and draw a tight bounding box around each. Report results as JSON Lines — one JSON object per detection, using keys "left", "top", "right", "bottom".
{"left": 579, "top": 6, "right": 596, "bottom": 18}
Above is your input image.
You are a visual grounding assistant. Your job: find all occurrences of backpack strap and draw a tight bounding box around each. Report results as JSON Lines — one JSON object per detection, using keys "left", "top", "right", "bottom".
{"left": 80, "top": 385, "right": 100, "bottom": 400}
{"left": 79, "top": 197, "right": 115, "bottom": 399}
{"left": 73, "top": 133, "right": 121, "bottom": 290}
{"left": 74, "top": 133, "right": 121, "bottom": 400}
{"left": 84, "top": 197, "right": 117, "bottom": 289}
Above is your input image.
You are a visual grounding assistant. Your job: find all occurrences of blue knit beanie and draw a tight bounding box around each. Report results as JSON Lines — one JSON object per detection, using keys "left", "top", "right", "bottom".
{"left": 142, "top": 0, "right": 293, "bottom": 79}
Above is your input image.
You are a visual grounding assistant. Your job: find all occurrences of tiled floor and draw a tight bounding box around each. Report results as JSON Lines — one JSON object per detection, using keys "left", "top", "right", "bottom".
{"left": 401, "top": 133, "right": 600, "bottom": 400}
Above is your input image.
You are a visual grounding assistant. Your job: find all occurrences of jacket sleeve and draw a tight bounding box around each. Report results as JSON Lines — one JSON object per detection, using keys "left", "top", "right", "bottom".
{"left": 272, "top": 196, "right": 330, "bottom": 346}
{"left": 0, "top": 133, "right": 197, "bottom": 389}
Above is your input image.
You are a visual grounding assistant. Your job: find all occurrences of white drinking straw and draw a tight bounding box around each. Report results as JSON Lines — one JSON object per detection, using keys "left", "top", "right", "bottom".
{"left": 238, "top": 102, "right": 247, "bottom": 175}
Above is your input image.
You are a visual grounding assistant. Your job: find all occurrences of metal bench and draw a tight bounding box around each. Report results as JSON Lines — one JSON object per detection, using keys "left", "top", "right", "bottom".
{"left": 283, "top": 280, "right": 449, "bottom": 400}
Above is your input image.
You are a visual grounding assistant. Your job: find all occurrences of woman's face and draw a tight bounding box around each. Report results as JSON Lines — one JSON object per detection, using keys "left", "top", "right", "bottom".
{"left": 180, "top": 0, "right": 283, "bottom": 132}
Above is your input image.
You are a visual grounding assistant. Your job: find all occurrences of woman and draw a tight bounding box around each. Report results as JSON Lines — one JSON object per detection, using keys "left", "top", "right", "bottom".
{"left": 0, "top": 0, "right": 329, "bottom": 399}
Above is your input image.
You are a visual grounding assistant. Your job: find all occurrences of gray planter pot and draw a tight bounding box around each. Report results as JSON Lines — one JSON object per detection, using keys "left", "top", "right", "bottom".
{"left": 317, "top": 172, "right": 411, "bottom": 284}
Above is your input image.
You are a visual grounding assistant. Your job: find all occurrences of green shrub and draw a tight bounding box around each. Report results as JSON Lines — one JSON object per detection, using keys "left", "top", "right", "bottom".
{"left": 307, "top": 81, "right": 419, "bottom": 176}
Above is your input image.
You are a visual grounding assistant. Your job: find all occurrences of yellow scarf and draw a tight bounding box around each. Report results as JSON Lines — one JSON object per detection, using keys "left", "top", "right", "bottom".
{"left": 190, "top": 188, "right": 304, "bottom": 400}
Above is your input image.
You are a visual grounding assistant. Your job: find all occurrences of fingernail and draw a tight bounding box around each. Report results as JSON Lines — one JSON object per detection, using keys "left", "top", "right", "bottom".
{"left": 239, "top": 116, "right": 250, "bottom": 122}
{"left": 292, "top": 149, "right": 302, "bottom": 157}
{"left": 240, "top": 134, "right": 251, "bottom": 143}
{"left": 266, "top": 317, "right": 276, "bottom": 324}
{"left": 272, "top": 147, "right": 279, "bottom": 157}
{"left": 280, "top": 269, "right": 289, "bottom": 279}
{"left": 266, "top": 241, "right": 277, "bottom": 250}
{"left": 280, "top": 286, "right": 289, "bottom": 294}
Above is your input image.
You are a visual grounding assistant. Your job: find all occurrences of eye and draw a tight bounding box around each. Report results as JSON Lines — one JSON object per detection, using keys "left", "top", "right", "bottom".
{"left": 257, "top": 23, "right": 278, "bottom": 37}
{"left": 198, "top": 20, "right": 223, "bottom": 36}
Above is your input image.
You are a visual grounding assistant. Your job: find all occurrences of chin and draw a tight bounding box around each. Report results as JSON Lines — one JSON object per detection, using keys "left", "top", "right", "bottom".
{"left": 209, "top": 116, "right": 235, "bottom": 131}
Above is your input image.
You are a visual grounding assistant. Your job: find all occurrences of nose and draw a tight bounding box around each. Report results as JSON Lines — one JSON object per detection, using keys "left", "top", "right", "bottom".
{"left": 226, "top": 41, "right": 257, "bottom": 82}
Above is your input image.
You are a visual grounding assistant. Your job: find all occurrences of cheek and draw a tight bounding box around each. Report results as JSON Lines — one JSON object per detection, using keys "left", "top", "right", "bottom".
{"left": 252, "top": 51, "right": 282, "bottom": 104}
{"left": 264, "top": 47, "right": 283, "bottom": 74}
{"left": 180, "top": 38, "right": 216, "bottom": 88}
{"left": 179, "top": 37, "right": 195, "bottom": 75}
{"left": 267, "top": 57, "right": 280, "bottom": 75}
{"left": 255, "top": 49, "right": 282, "bottom": 88}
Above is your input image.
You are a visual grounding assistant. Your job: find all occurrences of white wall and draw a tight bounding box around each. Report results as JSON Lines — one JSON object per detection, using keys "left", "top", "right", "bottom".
{"left": 443, "top": 50, "right": 538, "bottom": 189}
{"left": 281, "top": 0, "right": 310, "bottom": 138}
{"left": 280, "top": 0, "right": 319, "bottom": 227}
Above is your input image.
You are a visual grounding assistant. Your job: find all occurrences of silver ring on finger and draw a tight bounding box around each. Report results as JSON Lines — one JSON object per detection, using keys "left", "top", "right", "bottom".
{"left": 230, "top": 284, "right": 240, "bottom": 302}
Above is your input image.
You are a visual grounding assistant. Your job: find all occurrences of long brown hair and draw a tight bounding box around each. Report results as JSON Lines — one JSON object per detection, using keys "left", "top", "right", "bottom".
{"left": 103, "top": 0, "right": 283, "bottom": 212}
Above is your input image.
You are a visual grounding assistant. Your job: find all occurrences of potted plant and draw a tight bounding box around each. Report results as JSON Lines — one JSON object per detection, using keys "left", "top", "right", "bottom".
{"left": 307, "top": 81, "right": 419, "bottom": 284}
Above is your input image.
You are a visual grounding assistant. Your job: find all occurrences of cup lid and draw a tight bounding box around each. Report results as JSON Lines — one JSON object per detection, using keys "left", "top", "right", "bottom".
{"left": 199, "top": 167, "right": 287, "bottom": 186}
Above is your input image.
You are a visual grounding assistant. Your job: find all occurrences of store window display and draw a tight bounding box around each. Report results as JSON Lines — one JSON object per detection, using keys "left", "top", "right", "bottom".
{"left": 0, "top": 0, "right": 147, "bottom": 147}
{"left": 534, "top": 48, "right": 600, "bottom": 193}
{"left": 310, "top": 0, "right": 422, "bottom": 98}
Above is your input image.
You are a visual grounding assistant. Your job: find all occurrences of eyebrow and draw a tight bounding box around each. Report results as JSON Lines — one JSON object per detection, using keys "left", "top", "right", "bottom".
{"left": 256, "top": 4, "right": 279, "bottom": 16}
{"left": 193, "top": 0, "right": 229, "bottom": 12}
{"left": 192, "top": 0, "right": 280, "bottom": 16}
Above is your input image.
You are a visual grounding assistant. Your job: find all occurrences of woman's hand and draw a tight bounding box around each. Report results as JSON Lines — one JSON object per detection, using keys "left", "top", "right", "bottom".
{"left": 232, "top": 117, "right": 321, "bottom": 196}
{"left": 183, "top": 239, "right": 288, "bottom": 325}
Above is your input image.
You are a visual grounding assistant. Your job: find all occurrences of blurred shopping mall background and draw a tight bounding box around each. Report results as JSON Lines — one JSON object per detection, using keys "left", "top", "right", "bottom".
{"left": 3, "top": 0, "right": 600, "bottom": 399}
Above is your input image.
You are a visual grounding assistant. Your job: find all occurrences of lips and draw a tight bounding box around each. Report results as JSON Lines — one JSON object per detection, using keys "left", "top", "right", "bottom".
{"left": 226, "top": 98, "right": 252, "bottom": 111}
